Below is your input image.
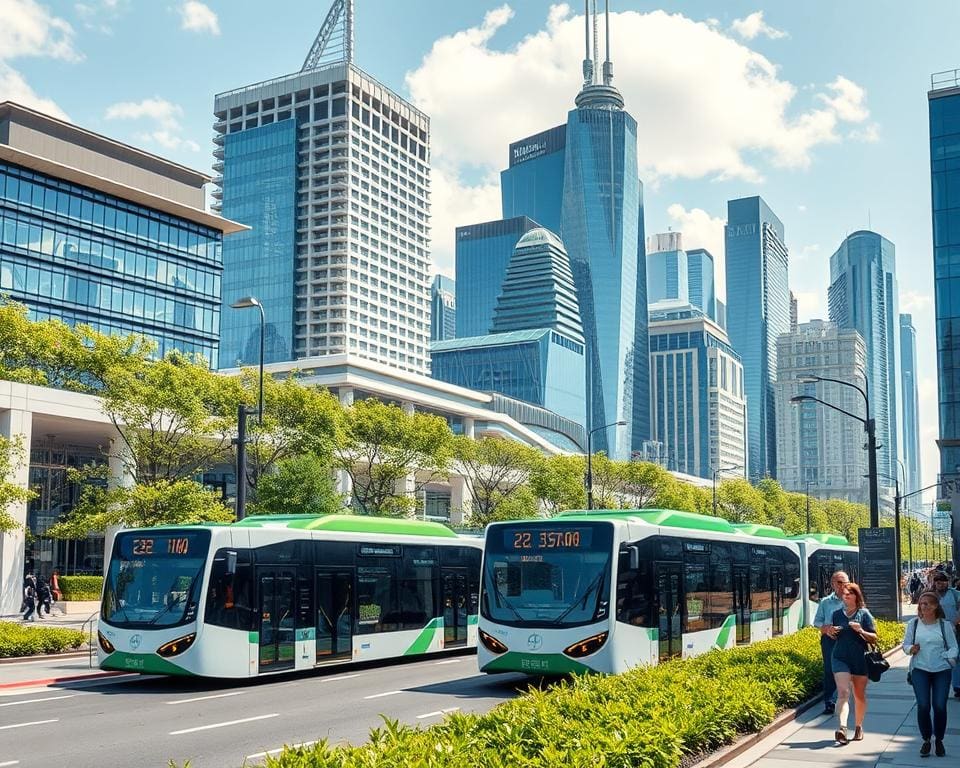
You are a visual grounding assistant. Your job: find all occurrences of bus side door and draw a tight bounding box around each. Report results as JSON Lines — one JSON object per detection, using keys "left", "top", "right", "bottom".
{"left": 654, "top": 562, "right": 682, "bottom": 660}
{"left": 257, "top": 569, "right": 296, "bottom": 672}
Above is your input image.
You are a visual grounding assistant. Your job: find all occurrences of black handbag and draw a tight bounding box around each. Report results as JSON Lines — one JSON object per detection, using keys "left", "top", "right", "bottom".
{"left": 865, "top": 645, "right": 889, "bottom": 682}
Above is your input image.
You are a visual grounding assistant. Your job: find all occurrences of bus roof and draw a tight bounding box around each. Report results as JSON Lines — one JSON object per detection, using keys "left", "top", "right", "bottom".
{"left": 231, "top": 513, "right": 460, "bottom": 538}
{"left": 787, "top": 532, "right": 852, "bottom": 546}
{"left": 732, "top": 523, "right": 787, "bottom": 539}
{"left": 555, "top": 508, "right": 740, "bottom": 535}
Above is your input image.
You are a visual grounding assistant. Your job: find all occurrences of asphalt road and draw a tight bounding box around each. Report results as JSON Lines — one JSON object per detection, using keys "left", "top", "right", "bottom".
{"left": 0, "top": 651, "right": 534, "bottom": 768}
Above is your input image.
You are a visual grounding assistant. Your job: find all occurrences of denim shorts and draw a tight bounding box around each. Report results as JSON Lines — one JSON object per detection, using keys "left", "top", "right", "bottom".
{"left": 832, "top": 655, "right": 868, "bottom": 676}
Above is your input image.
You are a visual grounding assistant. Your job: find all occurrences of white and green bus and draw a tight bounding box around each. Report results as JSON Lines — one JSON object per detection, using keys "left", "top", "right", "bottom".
{"left": 477, "top": 509, "right": 856, "bottom": 675}
{"left": 97, "top": 514, "right": 481, "bottom": 678}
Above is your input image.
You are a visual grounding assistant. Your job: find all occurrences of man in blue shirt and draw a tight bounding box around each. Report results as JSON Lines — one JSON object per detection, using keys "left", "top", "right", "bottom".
{"left": 813, "top": 571, "right": 849, "bottom": 715}
{"left": 931, "top": 571, "right": 960, "bottom": 697}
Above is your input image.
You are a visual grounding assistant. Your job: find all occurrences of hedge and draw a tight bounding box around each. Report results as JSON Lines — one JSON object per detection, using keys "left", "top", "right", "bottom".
{"left": 253, "top": 621, "right": 903, "bottom": 768}
{"left": 0, "top": 621, "right": 87, "bottom": 658}
{"left": 59, "top": 575, "right": 104, "bottom": 601}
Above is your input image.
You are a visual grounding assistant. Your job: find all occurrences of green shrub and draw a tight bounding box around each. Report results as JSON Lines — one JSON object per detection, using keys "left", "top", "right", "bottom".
{"left": 253, "top": 620, "right": 902, "bottom": 768}
{"left": 59, "top": 575, "right": 103, "bottom": 601}
{"left": 0, "top": 621, "right": 87, "bottom": 658}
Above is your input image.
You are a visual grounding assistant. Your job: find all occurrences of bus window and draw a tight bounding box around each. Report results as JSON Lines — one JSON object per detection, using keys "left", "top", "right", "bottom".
{"left": 398, "top": 546, "right": 436, "bottom": 629}
{"left": 615, "top": 546, "right": 650, "bottom": 626}
{"left": 683, "top": 562, "right": 709, "bottom": 633}
{"left": 710, "top": 542, "right": 733, "bottom": 630}
{"left": 357, "top": 562, "right": 397, "bottom": 633}
{"left": 205, "top": 548, "right": 254, "bottom": 631}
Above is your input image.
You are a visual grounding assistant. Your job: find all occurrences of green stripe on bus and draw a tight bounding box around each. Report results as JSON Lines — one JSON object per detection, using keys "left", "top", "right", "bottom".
{"left": 714, "top": 614, "right": 737, "bottom": 649}
{"left": 482, "top": 652, "right": 592, "bottom": 675}
{"left": 248, "top": 631, "right": 258, "bottom": 644}
{"left": 404, "top": 618, "right": 442, "bottom": 655}
{"left": 233, "top": 513, "right": 459, "bottom": 538}
{"left": 101, "top": 651, "right": 194, "bottom": 676}
{"left": 468, "top": 614, "right": 478, "bottom": 626}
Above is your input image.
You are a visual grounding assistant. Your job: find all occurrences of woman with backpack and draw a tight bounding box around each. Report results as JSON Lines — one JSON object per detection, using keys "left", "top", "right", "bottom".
{"left": 904, "top": 591, "right": 959, "bottom": 757}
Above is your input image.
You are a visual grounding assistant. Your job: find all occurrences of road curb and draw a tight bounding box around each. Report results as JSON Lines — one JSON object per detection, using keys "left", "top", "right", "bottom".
{"left": 692, "top": 646, "right": 905, "bottom": 768}
{"left": 0, "top": 650, "right": 92, "bottom": 665}
{"left": 0, "top": 670, "right": 134, "bottom": 689}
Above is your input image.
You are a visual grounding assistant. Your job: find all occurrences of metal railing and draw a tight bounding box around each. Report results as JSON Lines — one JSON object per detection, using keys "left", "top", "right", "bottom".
{"left": 81, "top": 610, "right": 99, "bottom": 669}
{"left": 931, "top": 69, "right": 960, "bottom": 91}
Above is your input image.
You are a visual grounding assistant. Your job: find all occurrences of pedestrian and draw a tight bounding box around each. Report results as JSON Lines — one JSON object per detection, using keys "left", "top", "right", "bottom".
{"left": 904, "top": 591, "right": 959, "bottom": 757}
{"left": 50, "top": 569, "right": 61, "bottom": 603}
{"left": 22, "top": 582, "right": 37, "bottom": 622}
{"left": 830, "top": 582, "right": 878, "bottom": 745}
{"left": 37, "top": 580, "right": 52, "bottom": 617}
{"left": 814, "top": 570, "right": 849, "bottom": 715}
{"left": 930, "top": 572, "right": 960, "bottom": 698}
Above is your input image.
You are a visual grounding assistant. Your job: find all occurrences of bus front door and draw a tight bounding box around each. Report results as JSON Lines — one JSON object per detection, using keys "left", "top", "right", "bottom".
{"left": 655, "top": 563, "right": 682, "bottom": 660}
{"left": 316, "top": 569, "right": 353, "bottom": 662}
{"left": 442, "top": 568, "right": 468, "bottom": 647}
{"left": 733, "top": 566, "right": 751, "bottom": 644}
{"left": 770, "top": 568, "right": 784, "bottom": 636}
{"left": 257, "top": 569, "right": 296, "bottom": 672}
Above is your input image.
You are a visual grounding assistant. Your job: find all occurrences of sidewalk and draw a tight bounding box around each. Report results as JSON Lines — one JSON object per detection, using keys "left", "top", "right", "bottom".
{"left": 723, "top": 651, "right": 960, "bottom": 768}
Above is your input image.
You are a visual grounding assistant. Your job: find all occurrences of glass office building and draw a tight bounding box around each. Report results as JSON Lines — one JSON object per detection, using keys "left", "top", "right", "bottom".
{"left": 929, "top": 72, "right": 960, "bottom": 481}
{"left": 0, "top": 101, "right": 240, "bottom": 366}
{"left": 724, "top": 195, "right": 789, "bottom": 479}
{"left": 827, "top": 230, "right": 899, "bottom": 488}
{"left": 430, "top": 274, "right": 456, "bottom": 342}
{"left": 646, "top": 232, "right": 688, "bottom": 305}
{"left": 454, "top": 216, "right": 538, "bottom": 338}
{"left": 500, "top": 125, "right": 566, "bottom": 235}
{"left": 900, "top": 313, "right": 921, "bottom": 508}
{"left": 218, "top": 120, "right": 297, "bottom": 366}
{"left": 687, "top": 248, "right": 717, "bottom": 321}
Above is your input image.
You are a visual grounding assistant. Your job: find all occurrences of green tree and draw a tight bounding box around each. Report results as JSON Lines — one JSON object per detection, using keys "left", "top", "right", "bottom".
{"left": 483, "top": 484, "right": 541, "bottom": 525}
{"left": 822, "top": 498, "right": 868, "bottom": 543}
{"left": 529, "top": 454, "right": 586, "bottom": 514}
{"left": 619, "top": 461, "right": 676, "bottom": 508}
{"left": 716, "top": 478, "right": 765, "bottom": 523}
{"left": 452, "top": 436, "right": 543, "bottom": 527}
{"left": 758, "top": 478, "right": 792, "bottom": 529}
{"left": 48, "top": 474, "right": 232, "bottom": 536}
{"left": 251, "top": 454, "right": 343, "bottom": 516}
{"left": 0, "top": 434, "right": 37, "bottom": 533}
{"left": 333, "top": 399, "right": 453, "bottom": 517}
{"left": 588, "top": 452, "right": 625, "bottom": 509}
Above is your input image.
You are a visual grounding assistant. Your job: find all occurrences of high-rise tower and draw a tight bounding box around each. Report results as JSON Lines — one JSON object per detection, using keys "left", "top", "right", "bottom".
{"left": 827, "top": 230, "right": 899, "bottom": 489}
{"left": 214, "top": 0, "right": 431, "bottom": 373}
{"left": 725, "top": 196, "right": 789, "bottom": 479}
{"left": 900, "top": 313, "right": 921, "bottom": 509}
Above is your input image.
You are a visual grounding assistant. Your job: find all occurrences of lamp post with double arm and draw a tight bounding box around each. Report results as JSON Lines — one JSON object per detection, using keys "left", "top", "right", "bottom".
{"left": 586, "top": 420, "right": 627, "bottom": 510}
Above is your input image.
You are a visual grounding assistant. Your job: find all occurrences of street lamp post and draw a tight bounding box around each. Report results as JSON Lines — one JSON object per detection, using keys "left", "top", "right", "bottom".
{"left": 230, "top": 296, "right": 266, "bottom": 521}
{"left": 797, "top": 374, "right": 878, "bottom": 528}
{"left": 586, "top": 420, "right": 626, "bottom": 510}
{"left": 712, "top": 464, "right": 744, "bottom": 517}
{"left": 804, "top": 479, "right": 815, "bottom": 534}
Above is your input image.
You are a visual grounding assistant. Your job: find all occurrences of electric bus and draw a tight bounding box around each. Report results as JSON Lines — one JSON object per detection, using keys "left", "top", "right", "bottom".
{"left": 97, "top": 514, "right": 481, "bottom": 678}
{"left": 790, "top": 532, "right": 860, "bottom": 625}
{"left": 477, "top": 509, "right": 856, "bottom": 675}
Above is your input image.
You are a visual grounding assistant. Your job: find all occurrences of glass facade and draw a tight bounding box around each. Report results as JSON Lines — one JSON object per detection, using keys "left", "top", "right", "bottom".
{"left": 562, "top": 106, "right": 644, "bottom": 459}
{"left": 647, "top": 246, "right": 688, "bottom": 304}
{"left": 930, "top": 85, "right": 960, "bottom": 479}
{"left": 219, "top": 120, "right": 297, "bottom": 367}
{"left": 724, "top": 196, "right": 789, "bottom": 479}
{"left": 454, "top": 216, "right": 538, "bottom": 338}
{"left": 687, "top": 248, "right": 717, "bottom": 321}
{"left": 900, "top": 313, "right": 921, "bottom": 508}
{"left": 827, "top": 230, "right": 898, "bottom": 487}
{"left": 500, "top": 125, "right": 566, "bottom": 235}
{"left": 0, "top": 161, "right": 223, "bottom": 364}
{"left": 430, "top": 274, "right": 456, "bottom": 341}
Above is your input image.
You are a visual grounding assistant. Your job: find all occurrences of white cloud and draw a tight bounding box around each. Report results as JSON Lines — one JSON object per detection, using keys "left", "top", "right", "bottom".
{"left": 0, "top": 62, "right": 69, "bottom": 119}
{"left": 179, "top": 1, "right": 220, "bottom": 36}
{"left": 731, "top": 11, "right": 787, "bottom": 41}
{"left": 665, "top": 203, "right": 726, "bottom": 295}
{"left": 407, "top": 6, "right": 873, "bottom": 266}
{"left": 429, "top": 166, "right": 501, "bottom": 277}
{"left": 74, "top": 0, "right": 127, "bottom": 34}
{"left": 791, "top": 290, "right": 827, "bottom": 322}
{"left": 104, "top": 97, "right": 200, "bottom": 152}
{"left": 797, "top": 204, "right": 807, "bottom": 212}
{"left": 901, "top": 289, "right": 933, "bottom": 314}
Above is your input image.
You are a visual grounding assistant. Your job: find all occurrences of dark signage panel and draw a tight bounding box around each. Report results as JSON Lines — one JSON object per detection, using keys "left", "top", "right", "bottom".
{"left": 858, "top": 527, "right": 898, "bottom": 620}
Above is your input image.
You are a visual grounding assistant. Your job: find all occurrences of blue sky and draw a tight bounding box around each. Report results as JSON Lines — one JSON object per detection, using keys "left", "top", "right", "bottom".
{"left": 2, "top": 0, "right": 955, "bottom": 497}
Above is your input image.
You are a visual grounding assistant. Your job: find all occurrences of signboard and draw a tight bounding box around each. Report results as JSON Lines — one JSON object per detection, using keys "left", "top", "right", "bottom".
{"left": 857, "top": 527, "right": 899, "bottom": 620}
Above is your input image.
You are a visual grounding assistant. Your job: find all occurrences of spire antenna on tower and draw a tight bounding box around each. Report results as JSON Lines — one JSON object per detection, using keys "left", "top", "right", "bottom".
{"left": 581, "top": 0, "right": 594, "bottom": 86}
{"left": 302, "top": 0, "right": 354, "bottom": 72}
{"left": 603, "top": 0, "right": 613, "bottom": 86}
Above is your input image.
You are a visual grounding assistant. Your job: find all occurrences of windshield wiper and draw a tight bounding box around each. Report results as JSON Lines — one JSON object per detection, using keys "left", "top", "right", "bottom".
{"left": 147, "top": 571, "right": 201, "bottom": 626}
{"left": 552, "top": 569, "right": 606, "bottom": 625}
{"left": 489, "top": 578, "right": 525, "bottom": 622}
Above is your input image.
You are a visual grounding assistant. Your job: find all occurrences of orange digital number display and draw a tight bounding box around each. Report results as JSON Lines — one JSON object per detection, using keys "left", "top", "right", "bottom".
{"left": 132, "top": 538, "right": 154, "bottom": 555}
{"left": 508, "top": 528, "right": 592, "bottom": 550}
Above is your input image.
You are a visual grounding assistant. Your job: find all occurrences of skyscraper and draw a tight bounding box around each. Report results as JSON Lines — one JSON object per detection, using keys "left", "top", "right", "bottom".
{"left": 646, "top": 232, "right": 688, "bottom": 305}
{"left": 930, "top": 71, "right": 960, "bottom": 483}
{"left": 214, "top": 1, "right": 431, "bottom": 373}
{"left": 686, "top": 248, "right": 716, "bottom": 321}
{"left": 827, "top": 230, "right": 899, "bottom": 487}
{"left": 775, "top": 321, "right": 869, "bottom": 504}
{"left": 454, "top": 216, "right": 538, "bottom": 338}
{"left": 430, "top": 275, "right": 455, "bottom": 342}
{"left": 500, "top": 126, "right": 566, "bottom": 235}
{"left": 724, "top": 195, "right": 790, "bottom": 479}
{"left": 789, "top": 291, "right": 798, "bottom": 332}
{"left": 649, "top": 300, "right": 746, "bottom": 480}
{"left": 900, "top": 313, "right": 921, "bottom": 509}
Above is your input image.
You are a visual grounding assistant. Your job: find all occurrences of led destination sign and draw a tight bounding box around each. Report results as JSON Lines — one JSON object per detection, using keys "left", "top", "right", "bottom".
{"left": 505, "top": 527, "right": 594, "bottom": 551}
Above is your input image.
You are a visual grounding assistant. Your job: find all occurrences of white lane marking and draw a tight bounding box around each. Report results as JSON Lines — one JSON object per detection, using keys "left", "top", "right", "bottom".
{"left": 0, "top": 694, "right": 77, "bottom": 708}
{"left": 433, "top": 659, "right": 464, "bottom": 665}
{"left": 165, "top": 691, "right": 244, "bottom": 705}
{"left": 169, "top": 713, "right": 278, "bottom": 735}
{"left": 416, "top": 706, "right": 460, "bottom": 720}
{"left": 0, "top": 760, "right": 20, "bottom": 766}
{"left": 246, "top": 740, "right": 320, "bottom": 760}
{"left": 363, "top": 690, "right": 402, "bottom": 699}
{"left": 0, "top": 719, "right": 58, "bottom": 731}
{"left": 321, "top": 673, "right": 363, "bottom": 682}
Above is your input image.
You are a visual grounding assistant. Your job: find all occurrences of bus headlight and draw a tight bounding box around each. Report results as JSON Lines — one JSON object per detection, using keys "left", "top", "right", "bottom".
{"left": 563, "top": 631, "right": 608, "bottom": 658}
{"left": 97, "top": 631, "right": 115, "bottom": 654}
{"left": 156, "top": 633, "right": 197, "bottom": 658}
{"left": 478, "top": 629, "right": 509, "bottom": 654}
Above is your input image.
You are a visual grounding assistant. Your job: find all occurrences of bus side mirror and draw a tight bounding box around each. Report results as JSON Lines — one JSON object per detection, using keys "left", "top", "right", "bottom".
{"left": 628, "top": 545, "right": 640, "bottom": 571}
{"left": 226, "top": 551, "right": 238, "bottom": 575}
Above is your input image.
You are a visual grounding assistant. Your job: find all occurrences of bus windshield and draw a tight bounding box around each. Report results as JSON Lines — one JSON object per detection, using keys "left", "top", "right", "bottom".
{"left": 481, "top": 522, "right": 613, "bottom": 628}
{"left": 101, "top": 530, "right": 210, "bottom": 628}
